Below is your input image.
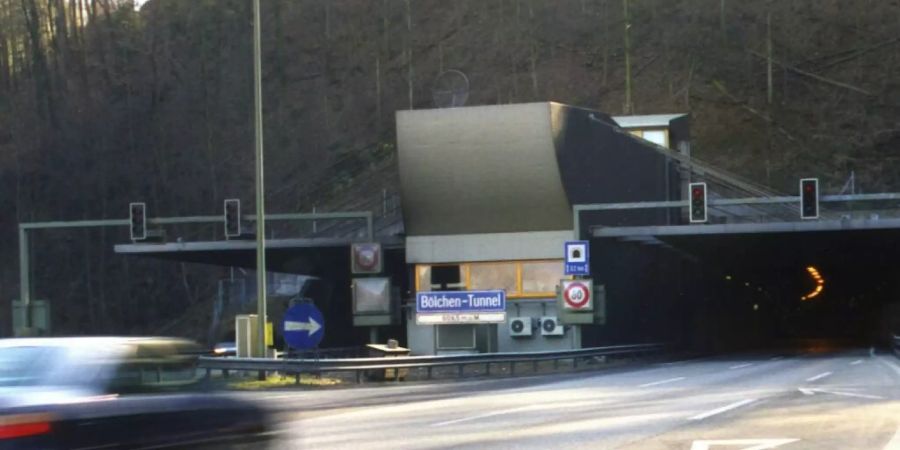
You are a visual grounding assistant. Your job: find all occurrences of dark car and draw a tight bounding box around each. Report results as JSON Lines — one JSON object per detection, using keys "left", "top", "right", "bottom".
{"left": 0, "top": 337, "right": 275, "bottom": 449}
{"left": 212, "top": 341, "right": 237, "bottom": 357}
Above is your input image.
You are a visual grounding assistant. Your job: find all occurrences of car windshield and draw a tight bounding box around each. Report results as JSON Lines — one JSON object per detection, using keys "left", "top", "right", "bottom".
{"left": 0, "top": 346, "right": 68, "bottom": 387}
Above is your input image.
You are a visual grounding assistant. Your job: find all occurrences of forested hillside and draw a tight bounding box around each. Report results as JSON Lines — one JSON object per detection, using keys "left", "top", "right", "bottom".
{"left": 1, "top": 0, "right": 899, "bottom": 338}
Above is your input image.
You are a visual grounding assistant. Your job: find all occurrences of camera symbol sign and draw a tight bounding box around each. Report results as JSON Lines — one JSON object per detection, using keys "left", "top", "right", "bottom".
{"left": 562, "top": 280, "right": 592, "bottom": 310}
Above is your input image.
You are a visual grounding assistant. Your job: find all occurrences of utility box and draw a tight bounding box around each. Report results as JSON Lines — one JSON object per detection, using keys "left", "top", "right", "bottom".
{"left": 366, "top": 341, "right": 410, "bottom": 381}
{"left": 235, "top": 314, "right": 273, "bottom": 358}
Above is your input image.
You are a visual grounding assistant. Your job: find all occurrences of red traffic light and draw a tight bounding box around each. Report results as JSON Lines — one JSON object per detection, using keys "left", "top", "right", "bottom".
{"left": 688, "top": 182, "right": 707, "bottom": 223}
{"left": 800, "top": 178, "right": 819, "bottom": 219}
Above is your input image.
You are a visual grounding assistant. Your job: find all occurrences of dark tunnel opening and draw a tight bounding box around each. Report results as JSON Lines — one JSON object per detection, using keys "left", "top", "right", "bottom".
{"left": 585, "top": 227, "right": 900, "bottom": 353}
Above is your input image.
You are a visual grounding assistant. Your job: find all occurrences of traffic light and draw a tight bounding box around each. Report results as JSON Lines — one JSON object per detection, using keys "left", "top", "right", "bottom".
{"left": 800, "top": 178, "right": 819, "bottom": 219}
{"left": 689, "top": 182, "right": 707, "bottom": 223}
{"left": 224, "top": 199, "right": 241, "bottom": 238}
{"left": 129, "top": 202, "right": 146, "bottom": 241}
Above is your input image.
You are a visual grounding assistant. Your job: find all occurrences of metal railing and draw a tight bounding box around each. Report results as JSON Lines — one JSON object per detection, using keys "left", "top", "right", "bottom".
{"left": 198, "top": 343, "right": 666, "bottom": 384}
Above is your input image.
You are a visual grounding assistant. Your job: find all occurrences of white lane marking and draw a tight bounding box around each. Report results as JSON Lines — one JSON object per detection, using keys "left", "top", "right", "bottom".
{"left": 639, "top": 377, "right": 685, "bottom": 388}
{"left": 690, "top": 438, "right": 799, "bottom": 450}
{"left": 883, "top": 425, "right": 900, "bottom": 450}
{"left": 261, "top": 393, "right": 308, "bottom": 400}
{"left": 688, "top": 398, "right": 757, "bottom": 421}
{"left": 805, "top": 371, "right": 832, "bottom": 382}
{"left": 730, "top": 363, "right": 753, "bottom": 370}
{"left": 850, "top": 359, "right": 863, "bottom": 365}
{"left": 823, "top": 390, "right": 885, "bottom": 400}
{"left": 880, "top": 358, "right": 900, "bottom": 378}
{"left": 431, "top": 405, "right": 532, "bottom": 427}
{"left": 797, "top": 387, "right": 884, "bottom": 400}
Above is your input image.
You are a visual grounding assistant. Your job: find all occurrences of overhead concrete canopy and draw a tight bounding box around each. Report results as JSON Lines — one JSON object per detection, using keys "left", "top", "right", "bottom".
{"left": 397, "top": 102, "right": 574, "bottom": 236}
{"left": 397, "top": 102, "right": 684, "bottom": 236}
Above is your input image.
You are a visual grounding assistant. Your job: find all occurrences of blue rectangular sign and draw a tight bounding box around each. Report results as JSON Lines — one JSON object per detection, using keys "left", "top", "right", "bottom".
{"left": 416, "top": 290, "right": 506, "bottom": 314}
{"left": 564, "top": 240, "right": 590, "bottom": 275}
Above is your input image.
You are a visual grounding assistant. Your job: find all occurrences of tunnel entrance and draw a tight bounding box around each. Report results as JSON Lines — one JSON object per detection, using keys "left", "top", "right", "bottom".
{"left": 588, "top": 224, "right": 900, "bottom": 353}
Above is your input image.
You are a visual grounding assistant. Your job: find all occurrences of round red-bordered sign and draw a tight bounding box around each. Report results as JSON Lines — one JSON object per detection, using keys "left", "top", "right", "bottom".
{"left": 563, "top": 281, "right": 591, "bottom": 309}
{"left": 355, "top": 247, "right": 379, "bottom": 270}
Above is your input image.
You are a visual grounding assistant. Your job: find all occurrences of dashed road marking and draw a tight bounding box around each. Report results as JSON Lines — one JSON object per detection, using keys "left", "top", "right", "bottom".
{"left": 431, "top": 405, "right": 531, "bottom": 427}
{"left": 690, "top": 438, "right": 799, "bottom": 450}
{"left": 805, "top": 372, "right": 832, "bottom": 382}
{"left": 639, "top": 377, "right": 685, "bottom": 388}
{"left": 730, "top": 363, "right": 754, "bottom": 370}
{"left": 688, "top": 399, "right": 757, "bottom": 421}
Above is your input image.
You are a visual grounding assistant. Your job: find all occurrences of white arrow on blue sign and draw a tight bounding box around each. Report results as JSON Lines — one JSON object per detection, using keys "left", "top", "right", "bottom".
{"left": 282, "top": 303, "right": 324, "bottom": 350}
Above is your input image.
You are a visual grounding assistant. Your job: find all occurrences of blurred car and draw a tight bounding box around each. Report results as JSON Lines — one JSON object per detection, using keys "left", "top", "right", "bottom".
{"left": 212, "top": 341, "right": 237, "bottom": 357}
{"left": 0, "top": 337, "right": 275, "bottom": 449}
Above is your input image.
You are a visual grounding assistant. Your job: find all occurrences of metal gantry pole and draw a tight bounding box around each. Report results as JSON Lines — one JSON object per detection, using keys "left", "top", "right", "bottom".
{"left": 253, "top": 0, "right": 268, "bottom": 362}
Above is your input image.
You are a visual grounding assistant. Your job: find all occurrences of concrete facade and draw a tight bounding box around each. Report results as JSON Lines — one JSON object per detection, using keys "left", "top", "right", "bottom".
{"left": 405, "top": 231, "right": 572, "bottom": 264}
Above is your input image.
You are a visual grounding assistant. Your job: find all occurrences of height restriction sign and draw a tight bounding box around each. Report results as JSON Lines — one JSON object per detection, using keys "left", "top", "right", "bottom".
{"left": 561, "top": 279, "right": 593, "bottom": 311}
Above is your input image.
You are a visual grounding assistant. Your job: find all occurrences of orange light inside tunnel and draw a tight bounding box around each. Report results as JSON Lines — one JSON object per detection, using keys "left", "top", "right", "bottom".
{"left": 801, "top": 266, "right": 825, "bottom": 300}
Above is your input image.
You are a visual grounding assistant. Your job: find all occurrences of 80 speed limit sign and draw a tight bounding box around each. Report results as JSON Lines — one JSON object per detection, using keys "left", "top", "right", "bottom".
{"left": 561, "top": 279, "right": 593, "bottom": 311}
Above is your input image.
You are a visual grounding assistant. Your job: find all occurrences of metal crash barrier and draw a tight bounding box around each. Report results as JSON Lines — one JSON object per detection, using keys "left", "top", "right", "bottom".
{"left": 198, "top": 342, "right": 667, "bottom": 384}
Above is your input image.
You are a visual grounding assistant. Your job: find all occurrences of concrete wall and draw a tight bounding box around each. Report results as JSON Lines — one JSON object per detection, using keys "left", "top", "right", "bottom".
{"left": 497, "top": 299, "right": 579, "bottom": 352}
{"left": 405, "top": 309, "right": 437, "bottom": 355}
{"left": 405, "top": 300, "right": 579, "bottom": 355}
{"left": 406, "top": 230, "right": 572, "bottom": 264}
{"left": 397, "top": 103, "right": 573, "bottom": 236}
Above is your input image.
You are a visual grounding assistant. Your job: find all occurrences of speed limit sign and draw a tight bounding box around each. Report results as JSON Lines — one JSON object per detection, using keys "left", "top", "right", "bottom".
{"left": 561, "top": 279, "right": 593, "bottom": 311}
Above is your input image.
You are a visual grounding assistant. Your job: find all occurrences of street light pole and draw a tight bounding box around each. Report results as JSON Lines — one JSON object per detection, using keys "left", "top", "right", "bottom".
{"left": 252, "top": 0, "right": 268, "bottom": 362}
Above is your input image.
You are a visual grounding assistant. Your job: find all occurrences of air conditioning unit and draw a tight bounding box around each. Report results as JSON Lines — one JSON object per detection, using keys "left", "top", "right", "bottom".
{"left": 540, "top": 316, "right": 565, "bottom": 336}
{"left": 509, "top": 317, "right": 533, "bottom": 337}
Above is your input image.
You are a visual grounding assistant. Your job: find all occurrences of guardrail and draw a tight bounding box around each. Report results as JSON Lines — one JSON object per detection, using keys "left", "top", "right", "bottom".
{"left": 199, "top": 343, "right": 667, "bottom": 384}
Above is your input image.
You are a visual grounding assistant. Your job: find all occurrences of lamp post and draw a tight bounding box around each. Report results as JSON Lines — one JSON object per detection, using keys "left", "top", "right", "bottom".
{"left": 252, "top": 0, "right": 268, "bottom": 363}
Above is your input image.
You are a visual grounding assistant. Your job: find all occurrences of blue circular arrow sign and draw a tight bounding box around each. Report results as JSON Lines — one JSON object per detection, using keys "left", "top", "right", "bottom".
{"left": 282, "top": 303, "right": 325, "bottom": 350}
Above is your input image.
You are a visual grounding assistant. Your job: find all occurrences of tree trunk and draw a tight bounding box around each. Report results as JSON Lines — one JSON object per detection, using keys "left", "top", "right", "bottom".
{"left": 622, "top": 0, "right": 632, "bottom": 114}
{"left": 375, "top": 55, "right": 382, "bottom": 133}
{"left": 602, "top": 0, "right": 608, "bottom": 86}
{"left": 720, "top": 0, "right": 726, "bottom": 38}
{"left": 766, "top": 9, "right": 773, "bottom": 105}
{"left": 405, "top": 0, "right": 413, "bottom": 109}
{"left": 528, "top": 0, "right": 537, "bottom": 99}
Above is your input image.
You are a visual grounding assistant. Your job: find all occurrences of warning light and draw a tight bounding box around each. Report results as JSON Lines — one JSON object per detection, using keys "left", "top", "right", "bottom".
{"left": 801, "top": 266, "right": 825, "bottom": 300}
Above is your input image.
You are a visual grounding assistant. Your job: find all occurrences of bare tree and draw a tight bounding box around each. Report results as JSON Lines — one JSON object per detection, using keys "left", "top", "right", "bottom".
{"left": 622, "top": 0, "right": 633, "bottom": 114}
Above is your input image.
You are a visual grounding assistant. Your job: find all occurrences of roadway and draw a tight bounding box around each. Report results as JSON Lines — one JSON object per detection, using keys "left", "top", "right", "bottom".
{"left": 253, "top": 348, "right": 900, "bottom": 449}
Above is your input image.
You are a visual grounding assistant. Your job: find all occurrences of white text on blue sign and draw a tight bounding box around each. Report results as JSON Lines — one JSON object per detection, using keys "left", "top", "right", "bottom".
{"left": 416, "top": 290, "right": 506, "bottom": 313}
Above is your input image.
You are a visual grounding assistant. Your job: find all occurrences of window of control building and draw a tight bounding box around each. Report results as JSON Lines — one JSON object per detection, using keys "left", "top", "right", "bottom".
{"left": 415, "top": 260, "right": 566, "bottom": 298}
{"left": 521, "top": 261, "right": 565, "bottom": 294}
{"left": 418, "top": 264, "right": 465, "bottom": 291}
{"left": 641, "top": 129, "right": 668, "bottom": 147}
{"left": 469, "top": 262, "right": 518, "bottom": 295}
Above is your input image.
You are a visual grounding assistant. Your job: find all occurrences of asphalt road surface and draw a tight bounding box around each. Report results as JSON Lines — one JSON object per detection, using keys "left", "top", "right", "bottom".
{"left": 253, "top": 348, "right": 900, "bottom": 449}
